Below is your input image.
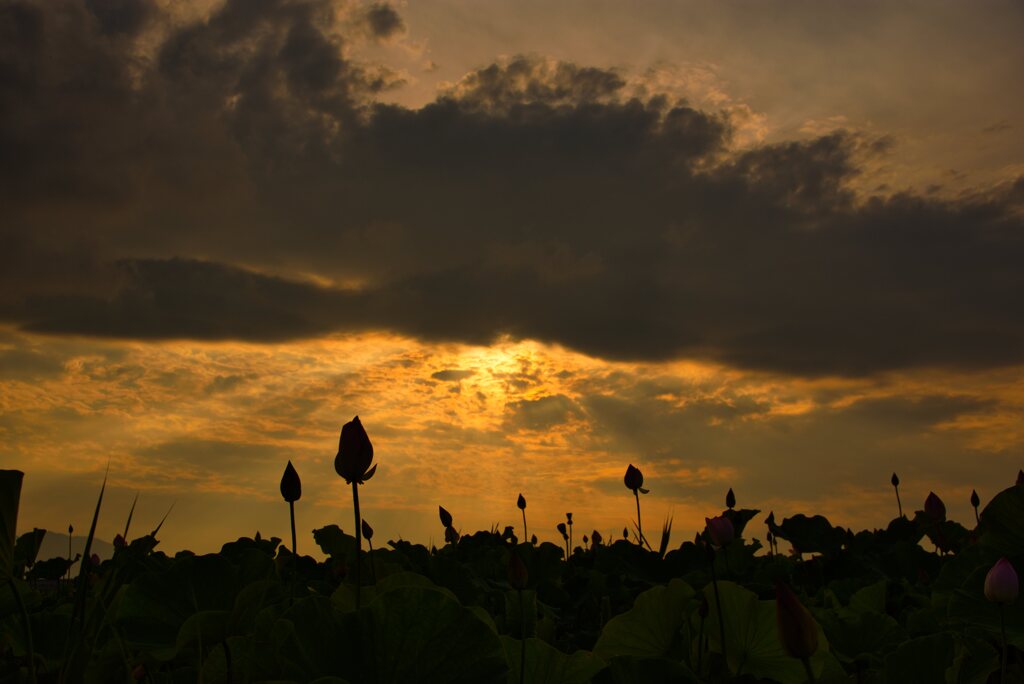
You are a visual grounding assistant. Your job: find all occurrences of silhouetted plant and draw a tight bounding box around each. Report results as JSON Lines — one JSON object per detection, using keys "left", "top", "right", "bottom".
{"left": 970, "top": 489, "right": 980, "bottom": 525}
{"left": 775, "top": 581, "right": 819, "bottom": 682}
{"left": 279, "top": 460, "right": 301, "bottom": 555}
{"left": 623, "top": 464, "right": 651, "bottom": 550}
{"left": 891, "top": 472, "right": 902, "bottom": 518}
{"left": 517, "top": 493, "right": 527, "bottom": 542}
{"left": 924, "top": 491, "right": 946, "bottom": 522}
{"left": 556, "top": 522, "right": 568, "bottom": 558}
{"left": 334, "top": 416, "right": 376, "bottom": 609}
{"left": 658, "top": 514, "right": 673, "bottom": 557}
{"left": 361, "top": 518, "right": 377, "bottom": 584}
{"left": 725, "top": 487, "right": 736, "bottom": 510}
{"left": 566, "top": 512, "right": 574, "bottom": 552}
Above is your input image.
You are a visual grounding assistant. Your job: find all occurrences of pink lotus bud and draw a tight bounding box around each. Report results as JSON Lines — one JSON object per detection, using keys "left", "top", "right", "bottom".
{"left": 508, "top": 550, "right": 528, "bottom": 590}
{"left": 132, "top": 664, "right": 146, "bottom": 681}
{"left": 334, "top": 416, "right": 376, "bottom": 485}
{"left": 280, "top": 460, "right": 301, "bottom": 502}
{"left": 705, "top": 516, "right": 735, "bottom": 547}
{"left": 439, "top": 506, "right": 453, "bottom": 528}
{"left": 984, "top": 557, "right": 1019, "bottom": 605}
{"left": 775, "top": 582, "right": 819, "bottom": 660}
{"left": 624, "top": 464, "right": 644, "bottom": 491}
{"left": 924, "top": 492, "right": 946, "bottom": 521}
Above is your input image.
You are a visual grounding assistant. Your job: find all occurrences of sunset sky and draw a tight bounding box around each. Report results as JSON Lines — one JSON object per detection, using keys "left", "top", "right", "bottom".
{"left": 2, "top": 0, "right": 1023, "bottom": 554}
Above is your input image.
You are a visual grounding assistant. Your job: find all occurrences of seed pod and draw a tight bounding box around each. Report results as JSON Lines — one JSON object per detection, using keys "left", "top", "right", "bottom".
{"left": 280, "top": 460, "right": 302, "bottom": 502}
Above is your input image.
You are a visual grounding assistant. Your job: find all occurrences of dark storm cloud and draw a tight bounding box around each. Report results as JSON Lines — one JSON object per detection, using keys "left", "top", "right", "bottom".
{"left": 2, "top": 0, "right": 1024, "bottom": 377}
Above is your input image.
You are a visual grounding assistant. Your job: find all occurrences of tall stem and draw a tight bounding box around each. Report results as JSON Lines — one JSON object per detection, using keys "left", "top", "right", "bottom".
{"left": 634, "top": 491, "right": 650, "bottom": 550}
{"left": 521, "top": 510, "right": 528, "bottom": 544}
{"left": 518, "top": 588, "right": 526, "bottom": 684}
{"left": 289, "top": 500, "right": 297, "bottom": 556}
{"left": 709, "top": 554, "right": 727, "bottom": 664}
{"left": 352, "top": 481, "right": 362, "bottom": 610}
{"left": 801, "top": 657, "right": 816, "bottom": 684}
{"left": 1000, "top": 604, "right": 1008, "bottom": 684}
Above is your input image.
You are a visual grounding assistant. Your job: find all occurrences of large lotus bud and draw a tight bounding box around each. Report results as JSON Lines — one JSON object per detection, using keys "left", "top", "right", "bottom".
{"left": 517, "top": 493, "right": 526, "bottom": 510}
{"left": 624, "top": 464, "right": 644, "bottom": 491}
{"left": 891, "top": 472, "right": 899, "bottom": 487}
{"left": 705, "top": 516, "right": 735, "bottom": 547}
{"left": 725, "top": 488, "right": 736, "bottom": 510}
{"left": 361, "top": 519, "right": 374, "bottom": 541}
{"left": 508, "top": 550, "right": 528, "bottom": 590}
{"left": 924, "top": 492, "right": 946, "bottom": 522}
{"left": 970, "top": 490, "right": 980, "bottom": 508}
{"left": 439, "top": 506, "right": 453, "bottom": 528}
{"left": 775, "top": 582, "right": 819, "bottom": 660}
{"left": 557, "top": 522, "right": 568, "bottom": 540}
{"left": 280, "top": 460, "right": 301, "bottom": 502}
{"left": 334, "top": 416, "right": 376, "bottom": 485}
{"left": 984, "top": 557, "right": 1019, "bottom": 605}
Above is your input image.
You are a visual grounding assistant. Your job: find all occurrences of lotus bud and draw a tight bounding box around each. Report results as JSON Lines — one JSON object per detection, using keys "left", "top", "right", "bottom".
{"left": 725, "top": 488, "right": 736, "bottom": 510}
{"left": 439, "top": 506, "right": 453, "bottom": 528}
{"left": 508, "top": 550, "right": 528, "bottom": 590}
{"left": 517, "top": 493, "right": 526, "bottom": 510}
{"left": 705, "top": 516, "right": 735, "bottom": 547}
{"left": 361, "top": 519, "right": 374, "bottom": 541}
{"left": 280, "top": 460, "right": 302, "bottom": 502}
{"left": 69, "top": 524, "right": 74, "bottom": 535}
{"left": 984, "top": 557, "right": 1019, "bottom": 605}
{"left": 891, "top": 472, "right": 899, "bottom": 487}
{"left": 444, "top": 525, "right": 460, "bottom": 544}
{"left": 334, "top": 416, "right": 376, "bottom": 485}
{"left": 623, "top": 527, "right": 629, "bottom": 540}
{"left": 114, "top": 534, "right": 126, "bottom": 550}
{"left": 624, "top": 464, "right": 644, "bottom": 492}
{"left": 530, "top": 534, "right": 537, "bottom": 545}
{"left": 591, "top": 529, "right": 602, "bottom": 545}
{"left": 583, "top": 534, "right": 589, "bottom": 546}
{"left": 970, "top": 489, "right": 980, "bottom": 508}
{"left": 775, "top": 581, "right": 819, "bottom": 660}
{"left": 557, "top": 522, "right": 568, "bottom": 540}
{"left": 924, "top": 492, "right": 946, "bottom": 521}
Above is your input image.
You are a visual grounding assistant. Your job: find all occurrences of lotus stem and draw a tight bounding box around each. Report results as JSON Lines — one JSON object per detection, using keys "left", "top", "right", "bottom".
{"left": 352, "top": 481, "right": 362, "bottom": 610}
{"left": 802, "top": 656, "right": 816, "bottom": 683}
{"left": 709, "top": 553, "right": 727, "bottom": 663}
{"left": 521, "top": 509, "right": 528, "bottom": 544}
{"left": 289, "top": 500, "right": 297, "bottom": 556}
{"left": 1000, "top": 604, "right": 1008, "bottom": 684}
{"left": 634, "top": 491, "right": 651, "bottom": 550}
{"left": 894, "top": 485, "right": 903, "bottom": 518}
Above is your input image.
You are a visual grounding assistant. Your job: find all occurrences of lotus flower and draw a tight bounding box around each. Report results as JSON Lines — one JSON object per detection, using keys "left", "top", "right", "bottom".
{"left": 280, "top": 460, "right": 301, "bottom": 502}
{"left": 508, "top": 550, "right": 528, "bottom": 590}
{"left": 985, "top": 557, "right": 1019, "bottom": 605}
{"left": 924, "top": 492, "right": 946, "bottom": 522}
{"left": 624, "top": 464, "right": 645, "bottom": 492}
{"left": 705, "top": 515, "right": 735, "bottom": 547}
{"left": 334, "top": 416, "right": 376, "bottom": 484}
{"left": 775, "top": 581, "right": 819, "bottom": 660}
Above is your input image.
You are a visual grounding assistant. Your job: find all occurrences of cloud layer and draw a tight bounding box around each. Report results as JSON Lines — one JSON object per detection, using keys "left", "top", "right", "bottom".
{"left": 2, "top": 0, "right": 1023, "bottom": 376}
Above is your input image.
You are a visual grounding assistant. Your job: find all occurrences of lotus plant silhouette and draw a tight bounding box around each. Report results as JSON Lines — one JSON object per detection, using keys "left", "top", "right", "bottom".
{"left": 623, "top": 464, "right": 651, "bottom": 550}
{"left": 891, "top": 472, "right": 903, "bottom": 518}
{"left": 279, "top": 460, "right": 301, "bottom": 555}
{"left": 334, "top": 416, "right": 375, "bottom": 609}
{"left": 970, "top": 489, "right": 981, "bottom": 525}
{"left": 517, "top": 493, "right": 527, "bottom": 543}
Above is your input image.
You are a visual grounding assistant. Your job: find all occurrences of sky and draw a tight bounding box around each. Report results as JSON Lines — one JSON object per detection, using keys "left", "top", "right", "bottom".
{"left": 2, "top": 0, "right": 1023, "bottom": 555}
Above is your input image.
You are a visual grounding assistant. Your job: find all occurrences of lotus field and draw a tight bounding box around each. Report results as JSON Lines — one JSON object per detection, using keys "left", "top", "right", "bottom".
{"left": 2, "top": 417, "right": 1023, "bottom": 683}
